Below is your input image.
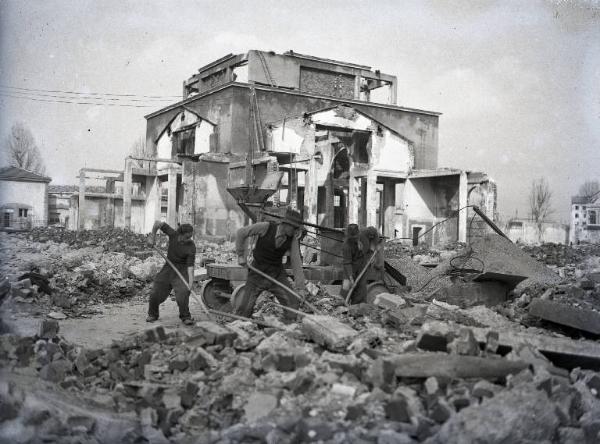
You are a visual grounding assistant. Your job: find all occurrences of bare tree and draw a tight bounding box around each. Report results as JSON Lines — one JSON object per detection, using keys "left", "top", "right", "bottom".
{"left": 129, "top": 136, "right": 153, "bottom": 167}
{"left": 529, "top": 177, "right": 554, "bottom": 242}
{"left": 578, "top": 180, "right": 600, "bottom": 200}
{"left": 5, "top": 122, "right": 46, "bottom": 175}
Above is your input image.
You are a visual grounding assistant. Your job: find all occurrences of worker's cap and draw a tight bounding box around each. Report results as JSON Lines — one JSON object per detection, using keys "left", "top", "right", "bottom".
{"left": 346, "top": 223, "right": 360, "bottom": 239}
{"left": 282, "top": 208, "right": 303, "bottom": 227}
{"left": 177, "top": 223, "right": 194, "bottom": 234}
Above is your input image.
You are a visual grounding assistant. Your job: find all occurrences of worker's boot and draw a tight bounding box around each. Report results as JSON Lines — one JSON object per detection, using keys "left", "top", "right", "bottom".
{"left": 146, "top": 315, "right": 158, "bottom": 323}
{"left": 182, "top": 317, "right": 194, "bottom": 326}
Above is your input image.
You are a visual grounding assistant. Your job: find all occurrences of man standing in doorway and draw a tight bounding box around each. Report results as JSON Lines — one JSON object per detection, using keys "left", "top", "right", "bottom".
{"left": 146, "top": 221, "right": 196, "bottom": 325}
{"left": 234, "top": 208, "right": 303, "bottom": 322}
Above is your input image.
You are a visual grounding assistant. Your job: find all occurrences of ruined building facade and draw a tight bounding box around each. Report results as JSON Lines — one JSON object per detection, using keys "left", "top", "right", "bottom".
{"left": 78, "top": 50, "right": 497, "bottom": 245}
{"left": 570, "top": 191, "right": 600, "bottom": 244}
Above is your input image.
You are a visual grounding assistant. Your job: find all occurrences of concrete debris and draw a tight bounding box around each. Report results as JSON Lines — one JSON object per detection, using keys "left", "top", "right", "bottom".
{"left": 391, "top": 352, "right": 528, "bottom": 380}
{"left": 418, "top": 320, "right": 600, "bottom": 370}
{"left": 426, "top": 384, "right": 560, "bottom": 444}
{"left": 1, "top": 231, "right": 600, "bottom": 442}
{"left": 529, "top": 299, "right": 600, "bottom": 335}
{"left": 430, "top": 281, "right": 509, "bottom": 308}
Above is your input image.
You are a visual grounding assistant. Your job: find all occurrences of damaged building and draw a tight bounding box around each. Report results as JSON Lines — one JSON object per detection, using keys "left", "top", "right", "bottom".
{"left": 86, "top": 50, "right": 496, "bottom": 245}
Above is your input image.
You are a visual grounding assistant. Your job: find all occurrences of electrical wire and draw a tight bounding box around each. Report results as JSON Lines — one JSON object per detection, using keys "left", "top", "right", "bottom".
{"left": 0, "top": 84, "right": 181, "bottom": 99}
{"left": 0, "top": 89, "right": 174, "bottom": 103}
{"left": 0, "top": 92, "right": 158, "bottom": 108}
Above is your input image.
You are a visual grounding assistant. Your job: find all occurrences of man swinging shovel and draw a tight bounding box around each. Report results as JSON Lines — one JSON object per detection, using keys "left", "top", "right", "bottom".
{"left": 146, "top": 221, "right": 196, "bottom": 325}
{"left": 234, "top": 208, "right": 306, "bottom": 323}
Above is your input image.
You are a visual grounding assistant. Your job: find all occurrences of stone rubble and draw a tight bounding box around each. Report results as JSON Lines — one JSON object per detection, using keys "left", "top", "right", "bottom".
{"left": 0, "top": 231, "right": 599, "bottom": 443}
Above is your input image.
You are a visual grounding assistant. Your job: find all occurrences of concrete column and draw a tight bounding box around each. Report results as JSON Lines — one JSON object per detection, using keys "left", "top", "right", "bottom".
{"left": 144, "top": 176, "right": 159, "bottom": 232}
{"left": 348, "top": 171, "right": 358, "bottom": 224}
{"left": 167, "top": 167, "right": 178, "bottom": 227}
{"left": 123, "top": 158, "right": 132, "bottom": 230}
{"left": 288, "top": 168, "right": 298, "bottom": 208}
{"left": 366, "top": 172, "right": 378, "bottom": 228}
{"left": 458, "top": 172, "right": 468, "bottom": 243}
{"left": 305, "top": 157, "right": 318, "bottom": 224}
{"left": 78, "top": 170, "right": 85, "bottom": 231}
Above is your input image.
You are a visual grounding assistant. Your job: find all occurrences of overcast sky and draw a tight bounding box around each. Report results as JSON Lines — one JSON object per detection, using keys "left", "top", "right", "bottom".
{"left": 1, "top": 0, "right": 599, "bottom": 222}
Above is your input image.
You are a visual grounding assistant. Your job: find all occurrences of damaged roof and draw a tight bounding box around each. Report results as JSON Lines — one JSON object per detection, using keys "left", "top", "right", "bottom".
{"left": 0, "top": 166, "right": 51, "bottom": 183}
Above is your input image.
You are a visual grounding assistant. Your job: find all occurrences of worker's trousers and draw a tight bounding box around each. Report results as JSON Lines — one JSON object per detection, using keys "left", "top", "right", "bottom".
{"left": 148, "top": 264, "right": 191, "bottom": 320}
{"left": 234, "top": 266, "right": 299, "bottom": 321}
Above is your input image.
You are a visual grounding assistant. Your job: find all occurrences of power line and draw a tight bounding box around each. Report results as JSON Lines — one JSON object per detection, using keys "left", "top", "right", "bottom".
{"left": 0, "top": 84, "right": 181, "bottom": 99}
{"left": 0, "top": 88, "right": 175, "bottom": 103}
{"left": 0, "top": 92, "right": 159, "bottom": 108}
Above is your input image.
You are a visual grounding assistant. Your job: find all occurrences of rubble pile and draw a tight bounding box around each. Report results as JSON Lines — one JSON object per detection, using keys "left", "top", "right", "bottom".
{"left": 2, "top": 291, "right": 600, "bottom": 442}
{"left": 1, "top": 233, "right": 599, "bottom": 443}
{"left": 1, "top": 230, "right": 237, "bottom": 318}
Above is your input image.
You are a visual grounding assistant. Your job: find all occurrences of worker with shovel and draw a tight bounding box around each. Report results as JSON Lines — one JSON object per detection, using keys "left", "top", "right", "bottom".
{"left": 342, "top": 225, "right": 384, "bottom": 304}
{"left": 146, "top": 221, "right": 196, "bottom": 325}
{"left": 234, "top": 208, "right": 303, "bottom": 323}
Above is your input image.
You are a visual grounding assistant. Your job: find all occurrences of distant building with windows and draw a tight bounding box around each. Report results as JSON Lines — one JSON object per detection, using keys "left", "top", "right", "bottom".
{"left": 570, "top": 191, "right": 600, "bottom": 244}
{"left": 0, "top": 166, "right": 51, "bottom": 230}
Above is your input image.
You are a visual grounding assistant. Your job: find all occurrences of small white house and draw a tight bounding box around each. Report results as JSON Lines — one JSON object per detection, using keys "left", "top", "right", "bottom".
{"left": 0, "top": 166, "right": 51, "bottom": 230}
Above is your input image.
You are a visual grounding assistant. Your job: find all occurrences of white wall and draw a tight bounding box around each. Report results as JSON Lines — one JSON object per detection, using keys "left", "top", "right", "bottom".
{"left": 372, "top": 130, "right": 412, "bottom": 173}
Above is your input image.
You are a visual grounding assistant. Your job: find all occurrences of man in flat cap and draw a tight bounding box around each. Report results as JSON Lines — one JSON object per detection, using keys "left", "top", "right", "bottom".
{"left": 235, "top": 208, "right": 303, "bottom": 322}
{"left": 146, "top": 220, "right": 196, "bottom": 325}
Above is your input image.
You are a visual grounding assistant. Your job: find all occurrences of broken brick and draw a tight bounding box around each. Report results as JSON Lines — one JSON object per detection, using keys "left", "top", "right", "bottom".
{"left": 429, "top": 398, "right": 454, "bottom": 423}
{"left": 194, "top": 321, "right": 237, "bottom": 347}
{"left": 168, "top": 355, "right": 189, "bottom": 372}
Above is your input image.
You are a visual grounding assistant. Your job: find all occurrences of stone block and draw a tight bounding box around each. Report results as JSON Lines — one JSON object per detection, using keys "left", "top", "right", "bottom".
{"left": 195, "top": 321, "right": 237, "bottom": 346}
{"left": 424, "top": 376, "right": 440, "bottom": 395}
{"left": 189, "top": 347, "right": 215, "bottom": 371}
{"left": 430, "top": 398, "right": 454, "bottom": 424}
{"left": 180, "top": 381, "right": 198, "bottom": 409}
{"left": 393, "top": 352, "right": 528, "bottom": 380}
{"left": 301, "top": 315, "right": 358, "bottom": 351}
{"left": 345, "top": 404, "right": 366, "bottom": 421}
{"left": 485, "top": 331, "right": 500, "bottom": 354}
{"left": 529, "top": 299, "right": 600, "bottom": 335}
{"left": 321, "top": 351, "right": 363, "bottom": 378}
{"left": 168, "top": 355, "right": 189, "bottom": 372}
{"left": 418, "top": 320, "right": 600, "bottom": 370}
{"left": 385, "top": 397, "right": 411, "bottom": 422}
{"left": 39, "top": 359, "right": 72, "bottom": 383}
{"left": 373, "top": 293, "right": 406, "bottom": 310}
{"left": 38, "top": 319, "right": 60, "bottom": 339}
{"left": 431, "top": 281, "right": 509, "bottom": 308}
{"left": 472, "top": 380, "right": 500, "bottom": 399}
{"left": 244, "top": 392, "right": 279, "bottom": 423}
{"left": 447, "top": 328, "right": 479, "bottom": 356}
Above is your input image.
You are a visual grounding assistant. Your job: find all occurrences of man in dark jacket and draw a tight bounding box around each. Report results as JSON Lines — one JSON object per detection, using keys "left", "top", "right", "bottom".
{"left": 146, "top": 221, "right": 196, "bottom": 325}
{"left": 234, "top": 208, "right": 303, "bottom": 322}
{"left": 342, "top": 225, "right": 384, "bottom": 304}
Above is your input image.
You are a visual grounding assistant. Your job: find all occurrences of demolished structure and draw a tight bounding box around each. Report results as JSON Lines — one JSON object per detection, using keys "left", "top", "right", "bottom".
{"left": 76, "top": 50, "right": 496, "bottom": 246}
{"left": 570, "top": 191, "right": 600, "bottom": 244}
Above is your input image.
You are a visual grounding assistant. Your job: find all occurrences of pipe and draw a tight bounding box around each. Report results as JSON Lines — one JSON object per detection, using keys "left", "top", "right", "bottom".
{"left": 472, "top": 206, "right": 510, "bottom": 241}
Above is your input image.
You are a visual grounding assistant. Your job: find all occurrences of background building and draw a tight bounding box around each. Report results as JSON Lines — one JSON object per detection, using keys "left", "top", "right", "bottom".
{"left": 0, "top": 166, "right": 51, "bottom": 230}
